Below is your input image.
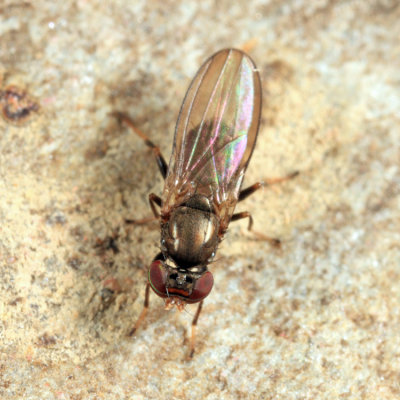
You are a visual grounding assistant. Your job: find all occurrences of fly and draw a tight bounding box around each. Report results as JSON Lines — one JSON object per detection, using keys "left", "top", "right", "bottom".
{"left": 113, "top": 48, "right": 296, "bottom": 357}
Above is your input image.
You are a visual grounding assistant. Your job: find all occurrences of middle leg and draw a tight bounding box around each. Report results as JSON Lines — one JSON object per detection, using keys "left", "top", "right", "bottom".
{"left": 125, "top": 192, "right": 162, "bottom": 224}
{"left": 231, "top": 211, "right": 280, "bottom": 246}
{"left": 235, "top": 171, "right": 299, "bottom": 245}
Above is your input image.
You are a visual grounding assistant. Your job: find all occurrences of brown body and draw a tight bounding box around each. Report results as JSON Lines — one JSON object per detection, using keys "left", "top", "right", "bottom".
{"left": 161, "top": 194, "right": 220, "bottom": 267}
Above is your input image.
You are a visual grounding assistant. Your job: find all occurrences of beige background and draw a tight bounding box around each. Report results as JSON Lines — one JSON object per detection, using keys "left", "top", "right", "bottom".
{"left": 0, "top": 1, "right": 399, "bottom": 399}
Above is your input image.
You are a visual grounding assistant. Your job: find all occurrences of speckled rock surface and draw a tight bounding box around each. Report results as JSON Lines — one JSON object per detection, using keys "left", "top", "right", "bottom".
{"left": 1, "top": 1, "right": 399, "bottom": 399}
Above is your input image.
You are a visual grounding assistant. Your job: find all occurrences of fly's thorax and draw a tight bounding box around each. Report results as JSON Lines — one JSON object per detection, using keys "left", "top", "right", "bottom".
{"left": 161, "top": 194, "right": 220, "bottom": 266}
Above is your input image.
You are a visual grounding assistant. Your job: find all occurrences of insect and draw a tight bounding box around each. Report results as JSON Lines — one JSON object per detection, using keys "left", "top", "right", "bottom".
{"left": 114, "top": 48, "right": 295, "bottom": 357}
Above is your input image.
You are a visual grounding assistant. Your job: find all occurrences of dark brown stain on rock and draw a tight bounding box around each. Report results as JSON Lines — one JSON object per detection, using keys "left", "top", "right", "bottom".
{"left": 0, "top": 85, "right": 39, "bottom": 124}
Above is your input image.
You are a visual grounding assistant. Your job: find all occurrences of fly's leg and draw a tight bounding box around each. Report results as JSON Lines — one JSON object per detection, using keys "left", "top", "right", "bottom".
{"left": 235, "top": 171, "right": 299, "bottom": 245}
{"left": 263, "top": 170, "right": 299, "bottom": 186}
{"left": 238, "top": 182, "right": 263, "bottom": 202}
{"left": 231, "top": 211, "right": 281, "bottom": 246}
{"left": 125, "top": 193, "right": 162, "bottom": 225}
{"left": 128, "top": 283, "right": 150, "bottom": 336}
{"left": 189, "top": 300, "right": 204, "bottom": 359}
{"left": 112, "top": 111, "right": 168, "bottom": 179}
{"left": 238, "top": 171, "right": 299, "bottom": 202}
{"left": 125, "top": 216, "right": 156, "bottom": 225}
{"left": 112, "top": 114, "right": 161, "bottom": 336}
{"left": 231, "top": 211, "right": 255, "bottom": 230}
{"left": 148, "top": 193, "right": 162, "bottom": 218}
{"left": 112, "top": 112, "right": 165, "bottom": 224}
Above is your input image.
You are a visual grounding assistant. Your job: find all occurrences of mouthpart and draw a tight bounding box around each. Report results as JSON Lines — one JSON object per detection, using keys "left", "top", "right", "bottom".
{"left": 164, "top": 297, "right": 186, "bottom": 311}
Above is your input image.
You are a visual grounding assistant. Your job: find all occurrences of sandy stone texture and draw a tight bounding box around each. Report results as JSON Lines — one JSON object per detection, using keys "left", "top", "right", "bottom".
{"left": 0, "top": 0, "right": 399, "bottom": 399}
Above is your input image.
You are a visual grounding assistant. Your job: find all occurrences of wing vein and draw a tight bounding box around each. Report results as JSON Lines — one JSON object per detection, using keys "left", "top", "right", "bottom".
{"left": 178, "top": 59, "right": 213, "bottom": 175}
{"left": 187, "top": 53, "right": 243, "bottom": 195}
{"left": 186, "top": 50, "right": 232, "bottom": 168}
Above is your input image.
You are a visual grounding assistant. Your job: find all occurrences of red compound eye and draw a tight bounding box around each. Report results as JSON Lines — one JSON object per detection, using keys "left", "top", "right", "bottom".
{"left": 187, "top": 271, "right": 214, "bottom": 303}
{"left": 148, "top": 260, "right": 168, "bottom": 298}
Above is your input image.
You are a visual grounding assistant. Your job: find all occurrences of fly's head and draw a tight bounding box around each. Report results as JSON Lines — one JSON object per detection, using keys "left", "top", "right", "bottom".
{"left": 148, "top": 254, "right": 214, "bottom": 309}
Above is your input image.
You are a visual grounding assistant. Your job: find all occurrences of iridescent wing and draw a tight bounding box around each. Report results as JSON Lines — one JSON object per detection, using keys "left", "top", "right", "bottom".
{"left": 162, "top": 49, "right": 262, "bottom": 230}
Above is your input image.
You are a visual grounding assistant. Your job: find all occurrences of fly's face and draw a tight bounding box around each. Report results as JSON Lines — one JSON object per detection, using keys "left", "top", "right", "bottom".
{"left": 148, "top": 256, "right": 214, "bottom": 308}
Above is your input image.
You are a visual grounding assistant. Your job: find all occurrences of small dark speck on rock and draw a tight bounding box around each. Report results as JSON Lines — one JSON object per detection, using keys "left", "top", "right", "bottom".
{"left": 95, "top": 235, "right": 120, "bottom": 254}
{"left": 67, "top": 256, "right": 82, "bottom": 270}
{"left": 8, "top": 297, "right": 23, "bottom": 306}
{"left": 46, "top": 210, "right": 67, "bottom": 226}
{"left": 36, "top": 333, "right": 57, "bottom": 347}
{"left": 0, "top": 85, "right": 39, "bottom": 124}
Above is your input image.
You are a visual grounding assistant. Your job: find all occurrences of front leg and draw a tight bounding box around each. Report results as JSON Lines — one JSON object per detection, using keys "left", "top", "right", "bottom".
{"left": 128, "top": 283, "right": 150, "bottom": 336}
{"left": 188, "top": 300, "right": 204, "bottom": 359}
